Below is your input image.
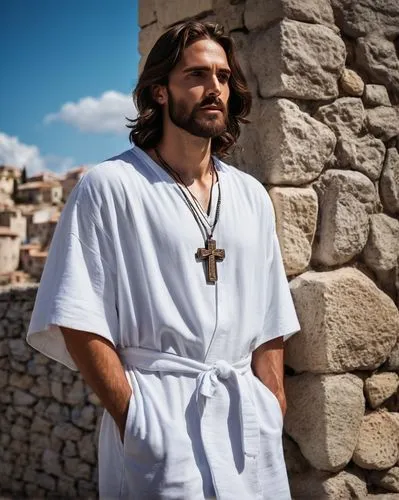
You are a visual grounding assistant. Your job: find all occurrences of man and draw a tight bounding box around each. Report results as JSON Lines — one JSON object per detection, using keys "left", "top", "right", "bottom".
{"left": 27, "top": 21, "right": 300, "bottom": 499}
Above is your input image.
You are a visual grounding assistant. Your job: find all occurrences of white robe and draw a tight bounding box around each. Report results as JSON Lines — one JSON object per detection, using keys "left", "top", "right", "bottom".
{"left": 27, "top": 145, "right": 300, "bottom": 500}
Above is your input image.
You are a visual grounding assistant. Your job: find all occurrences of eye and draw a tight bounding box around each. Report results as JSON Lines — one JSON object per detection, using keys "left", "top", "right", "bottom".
{"left": 218, "top": 72, "right": 230, "bottom": 83}
{"left": 190, "top": 70, "right": 204, "bottom": 77}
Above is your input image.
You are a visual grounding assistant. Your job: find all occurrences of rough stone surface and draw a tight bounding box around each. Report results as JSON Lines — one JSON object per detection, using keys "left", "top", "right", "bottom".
{"left": 363, "top": 85, "right": 391, "bottom": 108}
{"left": 363, "top": 214, "right": 399, "bottom": 272}
{"left": 370, "top": 467, "right": 399, "bottom": 493}
{"left": 285, "top": 373, "right": 365, "bottom": 471}
{"left": 250, "top": 20, "right": 346, "bottom": 100}
{"left": 269, "top": 187, "right": 318, "bottom": 276}
{"left": 356, "top": 35, "right": 399, "bottom": 97}
{"left": 257, "top": 98, "right": 336, "bottom": 185}
{"left": 213, "top": 0, "right": 245, "bottom": 33}
{"left": 339, "top": 69, "right": 365, "bottom": 97}
{"left": 155, "top": 0, "right": 213, "bottom": 28}
{"left": 364, "top": 373, "right": 399, "bottom": 409}
{"left": 331, "top": 0, "right": 399, "bottom": 39}
{"left": 139, "top": 0, "right": 156, "bottom": 27}
{"left": 313, "top": 170, "right": 376, "bottom": 266}
{"left": 289, "top": 468, "right": 368, "bottom": 500}
{"left": 285, "top": 268, "right": 399, "bottom": 373}
{"left": 380, "top": 148, "right": 399, "bottom": 215}
{"left": 353, "top": 411, "right": 399, "bottom": 470}
{"left": 314, "top": 97, "right": 365, "bottom": 138}
{"left": 386, "top": 342, "right": 399, "bottom": 371}
{"left": 283, "top": 436, "right": 310, "bottom": 475}
{"left": 366, "top": 106, "right": 399, "bottom": 142}
{"left": 138, "top": 21, "right": 163, "bottom": 57}
{"left": 244, "top": 0, "right": 335, "bottom": 31}
{"left": 335, "top": 134, "right": 385, "bottom": 181}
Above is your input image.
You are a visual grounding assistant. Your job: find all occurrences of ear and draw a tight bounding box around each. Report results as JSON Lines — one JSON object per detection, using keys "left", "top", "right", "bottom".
{"left": 152, "top": 84, "right": 168, "bottom": 105}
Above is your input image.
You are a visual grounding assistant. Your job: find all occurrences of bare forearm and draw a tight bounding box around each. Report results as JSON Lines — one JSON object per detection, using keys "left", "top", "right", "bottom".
{"left": 60, "top": 327, "right": 132, "bottom": 435}
{"left": 251, "top": 336, "right": 286, "bottom": 414}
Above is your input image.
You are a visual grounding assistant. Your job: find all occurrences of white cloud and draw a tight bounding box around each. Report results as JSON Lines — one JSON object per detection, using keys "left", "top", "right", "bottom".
{"left": 44, "top": 90, "right": 136, "bottom": 135}
{"left": 0, "top": 132, "right": 45, "bottom": 173}
{"left": 0, "top": 132, "right": 76, "bottom": 175}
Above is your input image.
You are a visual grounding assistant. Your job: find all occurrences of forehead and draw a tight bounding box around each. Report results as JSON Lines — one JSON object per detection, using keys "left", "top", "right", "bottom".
{"left": 174, "top": 38, "right": 230, "bottom": 71}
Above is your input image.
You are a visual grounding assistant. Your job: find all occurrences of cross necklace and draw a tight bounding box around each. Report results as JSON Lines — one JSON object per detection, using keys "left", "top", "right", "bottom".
{"left": 154, "top": 149, "right": 225, "bottom": 284}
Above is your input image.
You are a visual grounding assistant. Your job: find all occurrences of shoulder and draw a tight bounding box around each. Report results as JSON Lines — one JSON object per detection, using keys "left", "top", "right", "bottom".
{"left": 74, "top": 148, "right": 147, "bottom": 207}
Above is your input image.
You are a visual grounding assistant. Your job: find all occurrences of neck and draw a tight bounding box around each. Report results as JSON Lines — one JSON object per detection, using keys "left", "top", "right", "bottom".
{"left": 153, "top": 126, "right": 213, "bottom": 183}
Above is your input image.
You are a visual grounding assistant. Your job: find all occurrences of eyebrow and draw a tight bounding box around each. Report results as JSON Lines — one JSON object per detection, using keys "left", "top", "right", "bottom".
{"left": 183, "top": 65, "right": 231, "bottom": 74}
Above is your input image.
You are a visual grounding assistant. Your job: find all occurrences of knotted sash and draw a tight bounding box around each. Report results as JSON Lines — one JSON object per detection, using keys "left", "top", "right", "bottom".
{"left": 118, "top": 347, "right": 260, "bottom": 496}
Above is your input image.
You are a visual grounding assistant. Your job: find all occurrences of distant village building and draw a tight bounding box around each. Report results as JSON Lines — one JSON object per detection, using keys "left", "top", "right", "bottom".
{"left": 61, "top": 166, "right": 87, "bottom": 202}
{"left": 20, "top": 243, "right": 45, "bottom": 278}
{"left": 0, "top": 227, "right": 20, "bottom": 274}
{"left": 0, "top": 208, "right": 27, "bottom": 242}
{"left": 27, "top": 171, "right": 59, "bottom": 184}
{"left": 28, "top": 209, "right": 60, "bottom": 246}
{"left": 20, "top": 246, "right": 47, "bottom": 280}
{"left": 0, "top": 165, "right": 21, "bottom": 196}
{"left": 0, "top": 165, "right": 21, "bottom": 208}
{"left": 17, "top": 181, "right": 63, "bottom": 205}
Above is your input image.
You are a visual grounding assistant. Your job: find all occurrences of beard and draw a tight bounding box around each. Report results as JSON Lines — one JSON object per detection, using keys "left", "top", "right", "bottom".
{"left": 167, "top": 88, "right": 228, "bottom": 138}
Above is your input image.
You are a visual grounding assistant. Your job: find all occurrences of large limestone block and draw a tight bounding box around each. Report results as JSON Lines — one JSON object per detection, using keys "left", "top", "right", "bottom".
{"left": 364, "top": 373, "right": 399, "bottom": 409}
{"left": 139, "top": 0, "right": 156, "bottom": 27}
{"left": 285, "top": 268, "right": 399, "bottom": 373}
{"left": 155, "top": 0, "right": 213, "bottom": 28}
{"left": 257, "top": 98, "right": 336, "bottom": 185}
{"left": 363, "top": 214, "right": 399, "bottom": 272}
{"left": 285, "top": 373, "right": 365, "bottom": 471}
{"left": 228, "top": 99, "right": 264, "bottom": 181}
{"left": 289, "top": 469, "right": 367, "bottom": 500}
{"left": 370, "top": 467, "right": 399, "bottom": 493}
{"left": 366, "top": 106, "right": 399, "bottom": 142}
{"left": 250, "top": 20, "right": 346, "bottom": 100}
{"left": 386, "top": 342, "right": 399, "bottom": 371}
{"left": 269, "top": 187, "right": 318, "bottom": 276}
{"left": 314, "top": 97, "right": 365, "bottom": 138}
{"left": 353, "top": 411, "right": 399, "bottom": 470}
{"left": 244, "top": 0, "right": 335, "bottom": 31}
{"left": 214, "top": 0, "right": 245, "bottom": 33}
{"left": 330, "top": 0, "right": 399, "bottom": 39}
{"left": 339, "top": 69, "right": 365, "bottom": 97}
{"left": 313, "top": 170, "right": 376, "bottom": 266}
{"left": 381, "top": 149, "right": 399, "bottom": 215}
{"left": 356, "top": 35, "right": 399, "bottom": 97}
{"left": 336, "top": 134, "right": 385, "bottom": 181}
{"left": 363, "top": 85, "right": 391, "bottom": 108}
{"left": 139, "top": 21, "right": 164, "bottom": 57}
{"left": 283, "top": 436, "right": 309, "bottom": 475}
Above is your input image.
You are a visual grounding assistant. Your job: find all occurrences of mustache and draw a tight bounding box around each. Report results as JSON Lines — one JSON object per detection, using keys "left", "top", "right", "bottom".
{"left": 198, "top": 96, "right": 225, "bottom": 110}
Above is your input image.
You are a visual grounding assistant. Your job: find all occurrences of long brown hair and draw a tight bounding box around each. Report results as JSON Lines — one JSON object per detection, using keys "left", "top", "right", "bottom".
{"left": 127, "top": 21, "right": 252, "bottom": 157}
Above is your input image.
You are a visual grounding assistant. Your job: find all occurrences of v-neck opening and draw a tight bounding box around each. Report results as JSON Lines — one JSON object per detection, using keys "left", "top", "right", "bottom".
{"left": 131, "top": 145, "right": 222, "bottom": 223}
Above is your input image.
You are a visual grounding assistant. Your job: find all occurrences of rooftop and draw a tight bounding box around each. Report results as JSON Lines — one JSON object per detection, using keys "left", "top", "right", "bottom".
{"left": 18, "top": 181, "right": 61, "bottom": 191}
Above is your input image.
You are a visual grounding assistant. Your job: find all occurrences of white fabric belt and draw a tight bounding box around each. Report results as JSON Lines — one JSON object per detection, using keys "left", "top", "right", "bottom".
{"left": 118, "top": 347, "right": 260, "bottom": 460}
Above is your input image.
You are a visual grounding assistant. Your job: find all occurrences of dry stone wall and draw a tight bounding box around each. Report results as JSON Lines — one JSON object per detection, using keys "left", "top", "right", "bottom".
{"left": 139, "top": 1, "right": 399, "bottom": 498}
{"left": 0, "top": 285, "right": 101, "bottom": 498}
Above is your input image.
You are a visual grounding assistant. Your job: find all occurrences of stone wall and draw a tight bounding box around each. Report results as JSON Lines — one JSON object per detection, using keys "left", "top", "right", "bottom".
{"left": 0, "top": 285, "right": 101, "bottom": 498}
{"left": 140, "top": 0, "right": 399, "bottom": 498}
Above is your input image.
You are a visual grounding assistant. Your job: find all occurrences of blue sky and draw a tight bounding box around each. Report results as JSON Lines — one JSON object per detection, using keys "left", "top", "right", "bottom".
{"left": 0, "top": 0, "right": 140, "bottom": 175}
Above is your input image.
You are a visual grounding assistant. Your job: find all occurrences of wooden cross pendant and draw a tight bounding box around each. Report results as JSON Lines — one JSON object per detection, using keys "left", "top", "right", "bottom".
{"left": 196, "top": 238, "right": 225, "bottom": 283}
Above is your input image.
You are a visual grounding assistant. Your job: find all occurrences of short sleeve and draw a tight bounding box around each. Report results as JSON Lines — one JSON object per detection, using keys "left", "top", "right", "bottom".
{"left": 260, "top": 195, "right": 301, "bottom": 344}
{"left": 26, "top": 174, "right": 119, "bottom": 370}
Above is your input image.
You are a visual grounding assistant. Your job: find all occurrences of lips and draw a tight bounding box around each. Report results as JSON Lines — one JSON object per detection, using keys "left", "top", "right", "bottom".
{"left": 200, "top": 106, "right": 223, "bottom": 111}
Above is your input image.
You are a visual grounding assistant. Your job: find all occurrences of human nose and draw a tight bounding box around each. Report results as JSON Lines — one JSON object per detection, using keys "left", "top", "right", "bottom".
{"left": 206, "top": 74, "right": 221, "bottom": 96}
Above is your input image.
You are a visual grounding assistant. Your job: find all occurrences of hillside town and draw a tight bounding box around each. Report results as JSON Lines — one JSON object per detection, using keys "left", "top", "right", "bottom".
{"left": 0, "top": 164, "right": 88, "bottom": 286}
